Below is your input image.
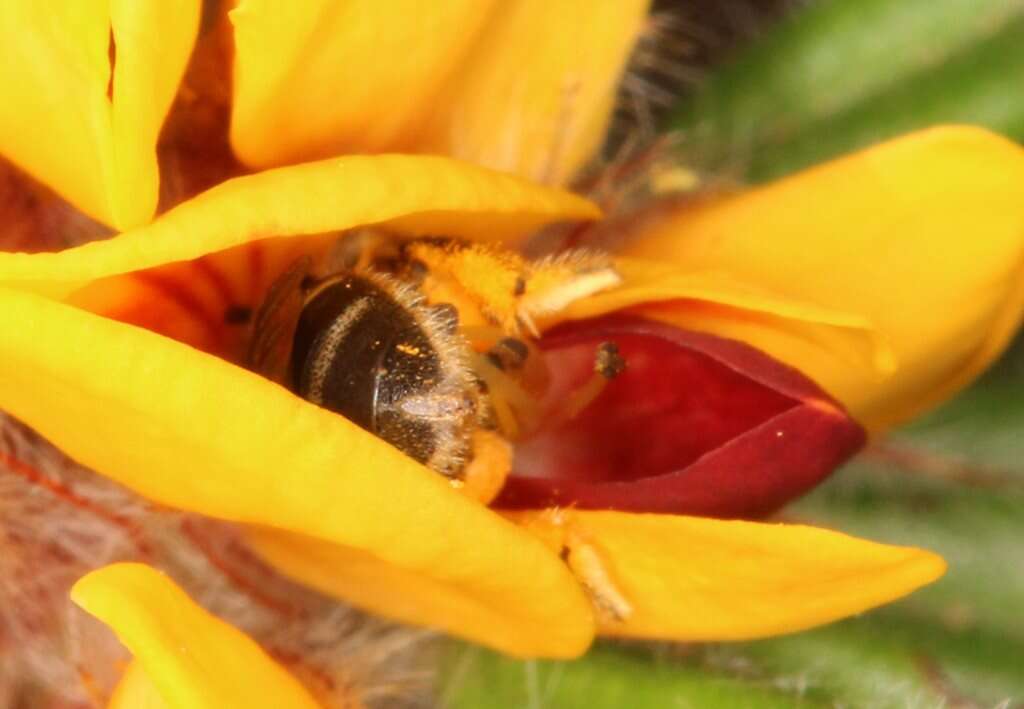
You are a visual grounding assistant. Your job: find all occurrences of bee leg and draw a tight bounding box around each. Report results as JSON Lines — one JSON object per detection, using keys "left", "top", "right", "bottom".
{"left": 456, "top": 429, "right": 513, "bottom": 504}
{"left": 541, "top": 509, "right": 634, "bottom": 624}
{"left": 515, "top": 252, "right": 622, "bottom": 330}
{"left": 562, "top": 532, "right": 634, "bottom": 624}
{"left": 471, "top": 352, "right": 541, "bottom": 440}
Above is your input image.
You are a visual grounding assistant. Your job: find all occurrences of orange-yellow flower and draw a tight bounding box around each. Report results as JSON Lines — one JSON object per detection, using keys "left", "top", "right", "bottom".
{"left": 2, "top": 1, "right": 1023, "bottom": 703}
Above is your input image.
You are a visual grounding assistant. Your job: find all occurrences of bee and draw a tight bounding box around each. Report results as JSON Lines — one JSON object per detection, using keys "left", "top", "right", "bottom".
{"left": 248, "top": 230, "right": 624, "bottom": 502}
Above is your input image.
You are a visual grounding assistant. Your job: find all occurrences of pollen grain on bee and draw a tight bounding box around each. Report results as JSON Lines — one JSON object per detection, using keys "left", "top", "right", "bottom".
{"left": 395, "top": 342, "right": 424, "bottom": 357}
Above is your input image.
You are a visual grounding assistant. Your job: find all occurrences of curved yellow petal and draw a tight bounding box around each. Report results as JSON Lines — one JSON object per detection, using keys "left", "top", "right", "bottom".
{"left": 0, "top": 154, "right": 599, "bottom": 299}
{"left": 230, "top": 0, "right": 496, "bottom": 167}
{"left": 510, "top": 510, "right": 945, "bottom": 641}
{"left": 1, "top": 288, "right": 593, "bottom": 657}
{"left": 0, "top": 0, "right": 199, "bottom": 229}
{"left": 620, "top": 126, "right": 1024, "bottom": 431}
{"left": 72, "top": 563, "right": 323, "bottom": 709}
{"left": 108, "top": 660, "right": 168, "bottom": 709}
{"left": 549, "top": 257, "right": 894, "bottom": 375}
{"left": 246, "top": 526, "right": 594, "bottom": 659}
{"left": 416, "top": 0, "right": 651, "bottom": 184}
{"left": 229, "top": 1, "right": 649, "bottom": 185}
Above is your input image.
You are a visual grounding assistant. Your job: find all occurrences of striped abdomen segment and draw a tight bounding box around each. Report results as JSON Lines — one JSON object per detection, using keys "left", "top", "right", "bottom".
{"left": 290, "top": 272, "right": 476, "bottom": 475}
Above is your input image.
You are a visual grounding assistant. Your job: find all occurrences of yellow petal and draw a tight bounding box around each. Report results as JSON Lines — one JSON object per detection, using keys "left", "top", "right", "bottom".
{"left": 245, "top": 526, "right": 593, "bottom": 658}
{"left": 511, "top": 510, "right": 945, "bottom": 641}
{"left": 229, "top": 1, "right": 649, "bottom": 185}
{"left": 72, "top": 563, "right": 323, "bottom": 709}
{"left": 0, "top": 0, "right": 199, "bottom": 229}
{"left": 620, "top": 126, "right": 1024, "bottom": 431}
{"left": 0, "top": 154, "right": 598, "bottom": 369}
{"left": 416, "top": 0, "right": 651, "bottom": 184}
{"left": 230, "top": 0, "right": 497, "bottom": 167}
{"left": 108, "top": 661, "right": 168, "bottom": 709}
{"left": 548, "top": 257, "right": 894, "bottom": 375}
{"left": 0, "top": 288, "right": 593, "bottom": 657}
{"left": 0, "top": 154, "right": 599, "bottom": 299}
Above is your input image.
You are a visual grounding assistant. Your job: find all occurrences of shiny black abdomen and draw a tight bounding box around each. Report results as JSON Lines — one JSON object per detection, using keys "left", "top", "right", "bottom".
{"left": 290, "top": 274, "right": 440, "bottom": 464}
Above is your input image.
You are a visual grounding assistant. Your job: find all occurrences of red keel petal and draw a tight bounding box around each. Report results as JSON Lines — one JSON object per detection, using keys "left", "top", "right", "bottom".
{"left": 496, "top": 315, "right": 865, "bottom": 518}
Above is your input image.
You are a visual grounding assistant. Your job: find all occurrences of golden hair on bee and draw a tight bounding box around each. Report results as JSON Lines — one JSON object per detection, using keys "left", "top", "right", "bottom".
{"left": 249, "top": 230, "right": 623, "bottom": 503}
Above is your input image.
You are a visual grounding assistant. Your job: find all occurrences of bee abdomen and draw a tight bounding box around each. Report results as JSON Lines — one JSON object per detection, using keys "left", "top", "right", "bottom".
{"left": 290, "top": 272, "right": 475, "bottom": 475}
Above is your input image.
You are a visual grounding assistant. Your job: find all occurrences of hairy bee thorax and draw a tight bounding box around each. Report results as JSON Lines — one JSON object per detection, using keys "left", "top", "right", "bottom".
{"left": 399, "top": 237, "right": 620, "bottom": 337}
{"left": 249, "top": 231, "right": 624, "bottom": 503}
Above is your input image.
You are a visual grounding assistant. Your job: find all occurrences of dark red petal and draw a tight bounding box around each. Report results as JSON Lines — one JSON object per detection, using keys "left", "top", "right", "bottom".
{"left": 494, "top": 314, "right": 866, "bottom": 518}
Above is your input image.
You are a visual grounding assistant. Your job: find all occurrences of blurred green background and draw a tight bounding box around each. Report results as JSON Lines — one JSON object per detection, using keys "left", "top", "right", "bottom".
{"left": 440, "top": 0, "right": 1024, "bottom": 705}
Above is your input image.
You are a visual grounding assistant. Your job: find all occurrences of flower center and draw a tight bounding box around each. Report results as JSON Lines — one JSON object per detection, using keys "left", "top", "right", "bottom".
{"left": 512, "top": 318, "right": 795, "bottom": 483}
{"left": 494, "top": 313, "right": 865, "bottom": 518}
